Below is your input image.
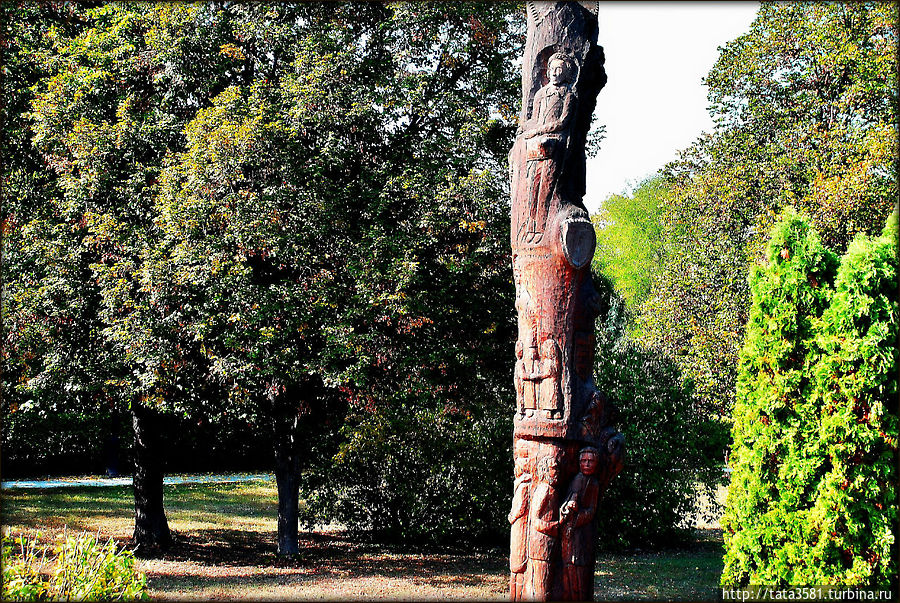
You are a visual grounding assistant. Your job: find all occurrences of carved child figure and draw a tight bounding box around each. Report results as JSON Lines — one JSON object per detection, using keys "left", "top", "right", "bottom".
{"left": 527, "top": 454, "right": 562, "bottom": 600}
{"left": 559, "top": 447, "right": 601, "bottom": 601}
{"left": 508, "top": 440, "right": 532, "bottom": 600}
{"left": 519, "top": 52, "right": 577, "bottom": 244}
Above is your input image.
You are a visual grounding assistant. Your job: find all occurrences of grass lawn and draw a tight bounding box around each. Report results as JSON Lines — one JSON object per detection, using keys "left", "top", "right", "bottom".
{"left": 2, "top": 478, "right": 725, "bottom": 600}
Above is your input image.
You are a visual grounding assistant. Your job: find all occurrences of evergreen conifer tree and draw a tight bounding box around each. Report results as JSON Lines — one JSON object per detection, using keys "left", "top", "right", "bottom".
{"left": 807, "top": 209, "right": 898, "bottom": 584}
{"left": 722, "top": 208, "right": 838, "bottom": 584}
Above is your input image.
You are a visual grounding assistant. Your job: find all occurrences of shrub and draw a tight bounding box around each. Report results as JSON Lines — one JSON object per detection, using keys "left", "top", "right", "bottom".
{"left": 2, "top": 530, "right": 149, "bottom": 601}
{"left": 307, "top": 400, "right": 511, "bottom": 545}
{"left": 0, "top": 409, "right": 124, "bottom": 478}
{"left": 722, "top": 208, "right": 838, "bottom": 585}
{"left": 722, "top": 207, "right": 897, "bottom": 585}
{"left": 2, "top": 532, "right": 49, "bottom": 601}
{"left": 593, "top": 290, "right": 726, "bottom": 550}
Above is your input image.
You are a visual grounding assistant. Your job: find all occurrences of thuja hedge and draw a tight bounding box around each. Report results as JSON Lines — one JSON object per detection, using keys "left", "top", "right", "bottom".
{"left": 722, "top": 208, "right": 898, "bottom": 586}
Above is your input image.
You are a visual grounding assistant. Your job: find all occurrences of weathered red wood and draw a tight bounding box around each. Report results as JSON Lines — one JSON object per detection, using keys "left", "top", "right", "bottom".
{"left": 508, "top": 2, "right": 624, "bottom": 600}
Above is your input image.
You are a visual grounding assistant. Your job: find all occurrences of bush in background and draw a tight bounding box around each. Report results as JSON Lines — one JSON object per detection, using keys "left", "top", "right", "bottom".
{"left": 593, "top": 287, "right": 726, "bottom": 550}
{"left": 305, "top": 399, "right": 511, "bottom": 545}
{"left": 0, "top": 408, "right": 273, "bottom": 479}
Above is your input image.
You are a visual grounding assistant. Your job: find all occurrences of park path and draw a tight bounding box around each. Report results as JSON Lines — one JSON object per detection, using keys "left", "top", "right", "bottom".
{"left": 0, "top": 472, "right": 273, "bottom": 490}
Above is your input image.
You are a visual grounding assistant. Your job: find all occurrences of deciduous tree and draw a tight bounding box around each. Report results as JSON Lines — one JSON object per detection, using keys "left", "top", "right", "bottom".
{"left": 150, "top": 2, "right": 521, "bottom": 550}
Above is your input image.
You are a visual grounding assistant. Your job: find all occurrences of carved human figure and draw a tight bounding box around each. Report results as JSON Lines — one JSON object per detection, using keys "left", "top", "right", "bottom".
{"left": 535, "top": 339, "right": 561, "bottom": 419}
{"left": 519, "top": 52, "right": 577, "bottom": 245}
{"left": 515, "top": 341, "right": 526, "bottom": 417}
{"left": 527, "top": 454, "right": 562, "bottom": 600}
{"left": 522, "top": 346, "right": 540, "bottom": 417}
{"left": 560, "top": 447, "right": 601, "bottom": 601}
{"left": 508, "top": 441, "right": 532, "bottom": 601}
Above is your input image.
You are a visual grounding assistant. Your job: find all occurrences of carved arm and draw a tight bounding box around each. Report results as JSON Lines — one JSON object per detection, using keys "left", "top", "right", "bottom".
{"left": 523, "top": 91, "right": 575, "bottom": 139}
{"left": 532, "top": 486, "right": 559, "bottom": 537}
{"left": 508, "top": 476, "right": 531, "bottom": 524}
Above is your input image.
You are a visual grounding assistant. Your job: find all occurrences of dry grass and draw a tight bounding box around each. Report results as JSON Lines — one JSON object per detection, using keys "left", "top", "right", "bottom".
{"left": 2, "top": 477, "right": 726, "bottom": 601}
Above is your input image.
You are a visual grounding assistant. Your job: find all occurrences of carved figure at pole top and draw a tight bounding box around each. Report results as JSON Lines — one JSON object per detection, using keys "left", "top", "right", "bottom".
{"left": 508, "top": 2, "right": 624, "bottom": 601}
{"left": 518, "top": 52, "right": 577, "bottom": 246}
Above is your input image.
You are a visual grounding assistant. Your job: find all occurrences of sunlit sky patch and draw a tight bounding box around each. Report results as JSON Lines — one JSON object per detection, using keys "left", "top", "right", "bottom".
{"left": 584, "top": 2, "right": 760, "bottom": 213}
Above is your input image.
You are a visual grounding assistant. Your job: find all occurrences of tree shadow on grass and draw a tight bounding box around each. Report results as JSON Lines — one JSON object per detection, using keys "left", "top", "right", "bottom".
{"left": 157, "top": 528, "right": 505, "bottom": 574}
{"left": 143, "top": 528, "right": 508, "bottom": 598}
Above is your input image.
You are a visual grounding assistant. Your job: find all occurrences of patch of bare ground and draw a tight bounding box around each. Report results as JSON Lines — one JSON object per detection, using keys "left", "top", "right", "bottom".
{"left": 137, "top": 528, "right": 723, "bottom": 600}
{"left": 139, "top": 529, "right": 508, "bottom": 600}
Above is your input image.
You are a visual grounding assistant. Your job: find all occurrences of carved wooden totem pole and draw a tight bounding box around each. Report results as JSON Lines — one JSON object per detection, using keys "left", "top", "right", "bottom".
{"left": 508, "top": 2, "right": 624, "bottom": 601}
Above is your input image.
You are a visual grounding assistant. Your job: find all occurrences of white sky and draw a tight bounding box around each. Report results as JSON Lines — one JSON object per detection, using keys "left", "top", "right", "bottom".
{"left": 583, "top": 2, "right": 760, "bottom": 213}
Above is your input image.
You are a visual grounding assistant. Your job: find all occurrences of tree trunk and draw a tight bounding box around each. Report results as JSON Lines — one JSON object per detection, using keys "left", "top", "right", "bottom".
{"left": 131, "top": 399, "right": 172, "bottom": 556}
{"left": 271, "top": 382, "right": 309, "bottom": 555}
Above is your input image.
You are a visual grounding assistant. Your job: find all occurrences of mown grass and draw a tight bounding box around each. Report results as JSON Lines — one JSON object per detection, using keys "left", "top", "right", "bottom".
{"left": 2, "top": 477, "right": 725, "bottom": 600}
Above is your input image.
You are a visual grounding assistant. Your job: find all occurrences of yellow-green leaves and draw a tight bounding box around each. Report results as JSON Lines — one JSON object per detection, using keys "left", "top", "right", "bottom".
{"left": 723, "top": 209, "right": 897, "bottom": 586}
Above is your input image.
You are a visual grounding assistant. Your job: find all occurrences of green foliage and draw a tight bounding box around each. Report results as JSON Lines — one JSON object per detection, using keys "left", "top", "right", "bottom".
{"left": 592, "top": 280, "right": 725, "bottom": 550}
{"left": 1, "top": 532, "right": 49, "bottom": 601}
{"left": 805, "top": 212, "right": 897, "bottom": 585}
{"left": 312, "top": 402, "right": 510, "bottom": 544}
{"left": 633, "top": 2, "right": 897, "bottom": 421}
{"left": 594, "top": 176, "right": 669, "bottom": 309}
{"left": 2, "top": 530, "right": 149, "bottom": 601}
{"left": 722, "top": 208, "right": 897, "bottom": 585}
{"left": 722, "top": 208, "right": 837, "bottom": 585}
{"left": 1, "top": 3, "right": 124, "bottom": 467}
{"left": 143, "top": 2, "right": 521, "bottom": 543}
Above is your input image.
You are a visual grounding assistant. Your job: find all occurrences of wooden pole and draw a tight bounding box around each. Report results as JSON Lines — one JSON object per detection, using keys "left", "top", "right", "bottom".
{"left": 508, "top": 3, "right": 624, "bottom": 600}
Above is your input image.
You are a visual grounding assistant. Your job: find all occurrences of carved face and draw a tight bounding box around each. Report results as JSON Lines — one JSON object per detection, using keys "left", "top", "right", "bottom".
{"left": 537, "top": 456, "right": 560, "bottom": 485}
{"left": 579, "top": 450, "right": 599, "bottom": 476}
{"left": 548, "top": 58, "right": 573, "bottom": 86}
{"left": 546, "top": 458, "right": 559, "bottom": 485}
